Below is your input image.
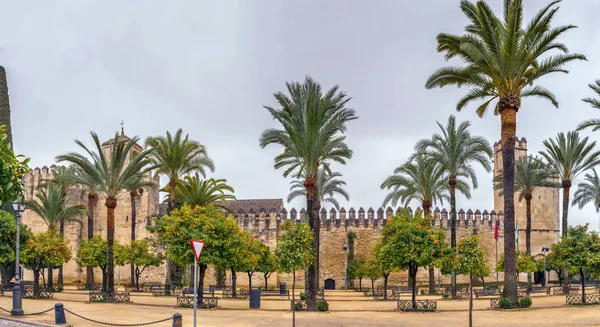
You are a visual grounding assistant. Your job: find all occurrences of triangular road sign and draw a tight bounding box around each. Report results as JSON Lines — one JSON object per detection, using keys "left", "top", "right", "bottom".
{"left": 190, "top": 240, "right": 205, "bottom": 261}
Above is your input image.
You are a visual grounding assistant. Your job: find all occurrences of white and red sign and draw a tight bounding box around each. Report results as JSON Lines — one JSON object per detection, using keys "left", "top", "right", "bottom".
{"left": 190, "top": 240, "right": 205, "bottom": 261}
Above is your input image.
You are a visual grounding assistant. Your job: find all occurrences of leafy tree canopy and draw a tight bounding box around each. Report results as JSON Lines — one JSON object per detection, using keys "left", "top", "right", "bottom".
{"left": 256, "top": 242, "right": 276, "bottom": 276}
{"left": 551, "top": 224, "right": 600, "bottom": 271}
{"left": 124, "top": 239, "right": 163, "bottom": 270}
{"left": 148, "top": 205, "right": 243, "bottom": 267}
{"left": 76, "top": 236, "right": 125, "bottom": 269}
{"left": 275, "top": 221, "right": 313, "bottom": 274}
{"left": 22, "top": 230, "right": 71, "bottom": 270}
{"left": 0, "top": 125, "right": 29, "bottom": 206}
{"left": 0, "top": 210, "right": 32, "bottom": 264}
{"left": 497, "top": 251, "right": 538, "bottom": 274}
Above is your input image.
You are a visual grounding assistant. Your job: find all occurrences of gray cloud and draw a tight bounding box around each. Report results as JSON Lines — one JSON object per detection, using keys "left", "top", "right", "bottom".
{"left": 2, "top": 0, "right": 600, "bottom": 229}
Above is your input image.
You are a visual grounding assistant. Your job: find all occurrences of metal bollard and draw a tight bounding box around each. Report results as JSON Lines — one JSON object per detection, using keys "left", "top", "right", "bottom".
{"left": 172, "top": 312, "right": 182, "bottom": 327}
{"left": 54, "top": 303, "right": 67, "bottom": 325}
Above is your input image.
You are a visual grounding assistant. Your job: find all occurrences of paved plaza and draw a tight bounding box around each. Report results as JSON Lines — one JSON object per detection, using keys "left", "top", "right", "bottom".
{"left": 0, "top": 288, "right": 598, "bottom": 326}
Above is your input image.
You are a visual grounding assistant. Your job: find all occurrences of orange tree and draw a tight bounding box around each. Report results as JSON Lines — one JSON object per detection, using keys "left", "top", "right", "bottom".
{"left": 0, "top": 210, "right": 32, "bottom": 285}
{"left": 551, "top": 224, "right": 600, "bottom": 304}
{"left": 227, "top": 229, "right": 252, "bottom": 297}
{"left": 0, "top": 125, "right": 29, "bottom": 207}
{"left": 76, "top": 236, "right": 126, "bottom": 292}
{"left": 378, "top": 211, "right": 447, "bottom": 308}
{"left": 370, "top": 241, "right": 396, "bottom": 300}
{"left": 234, "top": 232, "right": 263, "bottom": 290}
{"left": 21, "top": 230, "right": 71, "bottom": 295}
{"left": 124, "top": 239, "right": 163, "bottom": 291}
{"left": 257, "top": 242, "right": 276, "bottom": 290}
{"left": 453, "top": 236, "right": 489, "bottom": 327}
{"left": 148, "top": 205, "right": 242, "bottom": 299}
{"left": 275, "top": 221, "right": 313, "bottom": 322}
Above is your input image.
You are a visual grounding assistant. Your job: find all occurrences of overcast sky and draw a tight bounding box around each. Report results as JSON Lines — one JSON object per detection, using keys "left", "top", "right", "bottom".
{"left": 2, "top": 0, "right": 600, "bottom": 229}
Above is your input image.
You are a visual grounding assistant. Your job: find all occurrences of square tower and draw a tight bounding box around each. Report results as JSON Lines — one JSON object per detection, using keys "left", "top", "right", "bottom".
{"left": 493, "top": 137, "right": 560, "bottom": 256}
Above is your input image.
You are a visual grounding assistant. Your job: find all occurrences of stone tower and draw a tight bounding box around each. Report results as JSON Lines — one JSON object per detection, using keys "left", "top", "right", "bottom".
{"left": 20, "top": 131, "right": 161, "bottom": 284}
{"left": 493, "top": 138, "right": 560, "bottom": 257}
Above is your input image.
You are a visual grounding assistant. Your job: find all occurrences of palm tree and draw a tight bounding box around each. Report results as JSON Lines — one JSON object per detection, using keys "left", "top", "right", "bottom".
{"left": 74, "top": 168, "right": 100, "bottom": 289}
{"left": 56, "top": 132, "right": 155, "bottom": 294}
{"left": 47, "top": 165, "right": 78, "bottom": 287}
{"left": 539, "top": 131, "right": 600, "bottom": 291}
{"left": 287, "top": 167, "right": 349, "bottom": 210}
{"left": 165, "top": 173, "right": 236, "bottom": 208}
{"left": 145, "top": 129, "right": 214, "bottom": 292}
{"left": 128, "top": 187, "right": 143, "bottom": 287}
{"left": 26, "top": 183, "right": 86, "bottom": 288}
{"left": 259, "top": 76, "right": 358, "bottom": 310}
{"left": 494, "top": 155, "right": 559, "bottom": 290}
{"left": 425, "top": 0, "right": 585, "bottom": 302}
{"left": 576, "top": 80, "right": 600, "bottom": 132}
{"left": 381, "top": 152, "right": 458, "bottom": 293}
{"left": 573, "top": 169, "right": 600, "bottom": 230}
{"left": 415, "top": 115, "right": 491, "bottom": 296}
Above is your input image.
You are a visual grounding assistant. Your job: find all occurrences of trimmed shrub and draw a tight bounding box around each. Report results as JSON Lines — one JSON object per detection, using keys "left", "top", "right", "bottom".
{"left": 499, "top": 298, "right": 512, "bottom": 309}
{"left": 293, "top": 302, "right": 304, "bottom": 311}
{"left": 442, "top": 293, "right": 449, "bottom": 299}
{"left": 519, "top": 297, "right": 532, "bottom": 308}
{"left": 300, "top": 293, "right": 306, "bottom": 300}
{"left": 316, "top": 301, "right": 329, "bottom": 311}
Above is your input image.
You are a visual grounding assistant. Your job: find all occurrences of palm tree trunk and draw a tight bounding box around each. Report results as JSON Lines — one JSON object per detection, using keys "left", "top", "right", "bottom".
{"left": 106, "top": 197, "right": 117, "bottom": 295}
{"left": 562, "top": 182, "right": 571, "bottom": 294}
{"left": 469, "top": 272, "right": 473, "bottom": 327}
{"left": 422, "top": 202, "right": 436, "bottom": 294}
{"left": 165, "top": 179, "right": 183, "bottom": 293}
{"left": 449, "top": 177, "right": 457, "bottom": 298}
{"left": 304, "top": 177, "right": 318, "bottom": 311}
{"left": 500, "top": 104, "right": 518, "bottom": 304}
{"left": 130, "top": 191, "right": 136, "bottom": 287}
{"left": 86, "top": 194, "right": 95, "bottom": 289}
{"left": 292, "top": 270, "right": 296, "bottom": 327}
{"left": 526, "top": 196, "right": 532, "bottom": 291}
{"left": 58, "top": 220, "right": 65, "bottom": 287}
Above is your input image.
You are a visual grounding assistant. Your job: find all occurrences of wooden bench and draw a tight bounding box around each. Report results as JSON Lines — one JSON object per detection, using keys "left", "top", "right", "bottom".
{"left": 222, "top": 288, "right": 249, "bottom": 299}
{"left": 445, "top": 287, "right": 469, "bottom": 299}
{"left": 151, "top": 284, "right": 180, "bottom": 296}
{"left": 261, "top": 289, "right": 290, "bottom": 299}
{"left": 474, "top": 288, "right": 502, "bottom": 298}
{"left": 141, "top": 282, "right": 162, "bottom": 292}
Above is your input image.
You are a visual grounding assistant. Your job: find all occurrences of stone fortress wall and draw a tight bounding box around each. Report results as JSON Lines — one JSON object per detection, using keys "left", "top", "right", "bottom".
{"left": 18, "top": 135, "right": 560, "bottom": 289}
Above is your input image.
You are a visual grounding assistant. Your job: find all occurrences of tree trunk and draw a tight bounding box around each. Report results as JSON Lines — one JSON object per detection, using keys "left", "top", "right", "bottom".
{"left": 231, "top": 268, "right": 237, "bottom": 297}
{"left": 47, "top": 265, "right": 53, "bottom": 288}
{"left": 359, "top": 277, "right": 362, "bottom": 291}
{"left": 581, "top": 268, "right": 586, "bottom": 304}
{"left": 383, "top": 273, "right": 389, "bottom": 300}
{"left": 165, "top": 179, "right": 177, "bottom": 294}
{"left": 106, "top": 197, "right": 117, "bottom": 295}
{"left": 86, "top": 194, "right": 96, "bottom": 289}
{"left": 469, "top": 273, "right": 473, "bottom": 327}
{"left": 422, "top": 203, "right": 436, "bottom": 294}
{"left": 304, "top": 178, "right": 318, "bottom": 311}
{"left": 101, "top": 268, "right": 106, "bottom": 293}
{"left": 58, "top": 220, "right": 64, "bottom": 287}
{"left": 136, "top": 266, "right": 140, "bottom": 291}
{"left": 526, "top": 196, "right": 532, "bottom": 291}
{"left": 33, "top": 269, "right": 40, "bottom": 296}
{"left": 264, "top": 274, "right": 268, "bottom": 290}
{"left": 130, "top": 190, "right": 137, "bottom": 287}
{"left": 562, "top": 182, "right": 571, "bottom": 294}
{"left": 500, "top": 105, "right": 518, "bottom": 304}
{"left": 410, "top": 264, "right": 418, "bottom": 310}
{"left": 292, "top": 270, "right": 296, "bottom": 327}
{"left": 449, "top": 178, "right": 457, "bottom": 298}
{"left": 371, "top": 279, "right": 375, "bottom": 294}
{"left": 198, "top": 264, "right": 207, "bottom": 300}
{"left": 247, "top": 272, "right": 253, "bottom": 289}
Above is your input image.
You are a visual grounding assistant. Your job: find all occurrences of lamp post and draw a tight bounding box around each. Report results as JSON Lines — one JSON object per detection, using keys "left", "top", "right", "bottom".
{"left": 11, "top": 200, "right": 26, "bottom": 316}
{"left": 342, "top": 243, "right": 348, "bottom": 290}
{"left": 541, "top": 247, "right": 550, "bottom": 287}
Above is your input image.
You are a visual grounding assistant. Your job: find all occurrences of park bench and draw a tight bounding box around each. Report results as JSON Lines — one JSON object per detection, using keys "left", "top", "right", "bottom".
{"left": 553, "top": 286, "right": 580, "bottom": 295}
{"left": 222, "top": 288, "right": 249, "bottom": 299}
{"left": 177, "top": 288, "right": 218, "bottom": 308}
{"left": 474, "top": 287, "right": 502, "bottom": 298}
{"left": 445, "top": 287, "right": 469, "bottom": 299}
{"left": 151, "top": 284, "right": 181, "bottom": 296}
{"left": 22, "top": 286, "right": 53, "bottom": 299}
{"left": 261, "top": 289, "right": 290, "bottom": 299}
{"left": 141, "top": 282, "right": 162, "bottom": 292}
{"left": 88, "top": 291, "right": 130, "bottom": 303}
{"left": 391, "top": 287, "right": 413, "bottom": 295}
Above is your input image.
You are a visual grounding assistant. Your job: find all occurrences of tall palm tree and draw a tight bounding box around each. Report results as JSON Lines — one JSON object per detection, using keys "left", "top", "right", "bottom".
{"left": 56, "top": 132, "right": 155, "bottom": 294}
{"left": 145, "top": 129, "right": 214, "bottom": 291}
{"left": 165, "top": 174, "right": 236, "bottom": 208}
{"left": 381, "top": 152, "right": 458, "bottom": 294}
{"left": 26, "top": 183, "right": 86, "bottom": 288}
{"left": 48, "top": 165, "right": 78, "bottom": 287}
{"left": 259, "top": 76, "right": 358, "bottom": 310}
{"left": 415, "top": 115, "right": 491, "bottom": 296}
{"left": 425, "top": 0, "right": 585, "bottom": 302}
{"left": 576, "top": 80, "right": 600, "bottom": 132}
{"left": 127, "top": 187, "right": 143, "bottom": 287}
{"left": 572, "top": 169, "right": 600, "bottom": 230}
{"left": 74, "top": 168, "right": 100, "bottom": 288}
{"left": 494, "top": 155, "right": 559, "bottom": 289}
{"left": 539, "top": 131, "right": 600, "bottom": 291}
{"left": 287, "top": 167, "right": 349, "bottom": 210}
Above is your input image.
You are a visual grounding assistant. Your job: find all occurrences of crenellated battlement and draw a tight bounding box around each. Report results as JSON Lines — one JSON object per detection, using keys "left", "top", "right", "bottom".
{"left": 25, "top": 164, "right": 160, "bottom": 182}
{"left": 230, "top": 205, "right": 504, "bottom": 232}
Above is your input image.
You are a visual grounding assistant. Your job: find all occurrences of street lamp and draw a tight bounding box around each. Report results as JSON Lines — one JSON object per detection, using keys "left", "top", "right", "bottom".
{"left": 342, "top": 243, "right": 348, "bottom": 291}
{"left": 11, "top": 200, "right": 26, "bottom": 316}
{"left": 541, "top": 247, "right": 550, "bottom": 287}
